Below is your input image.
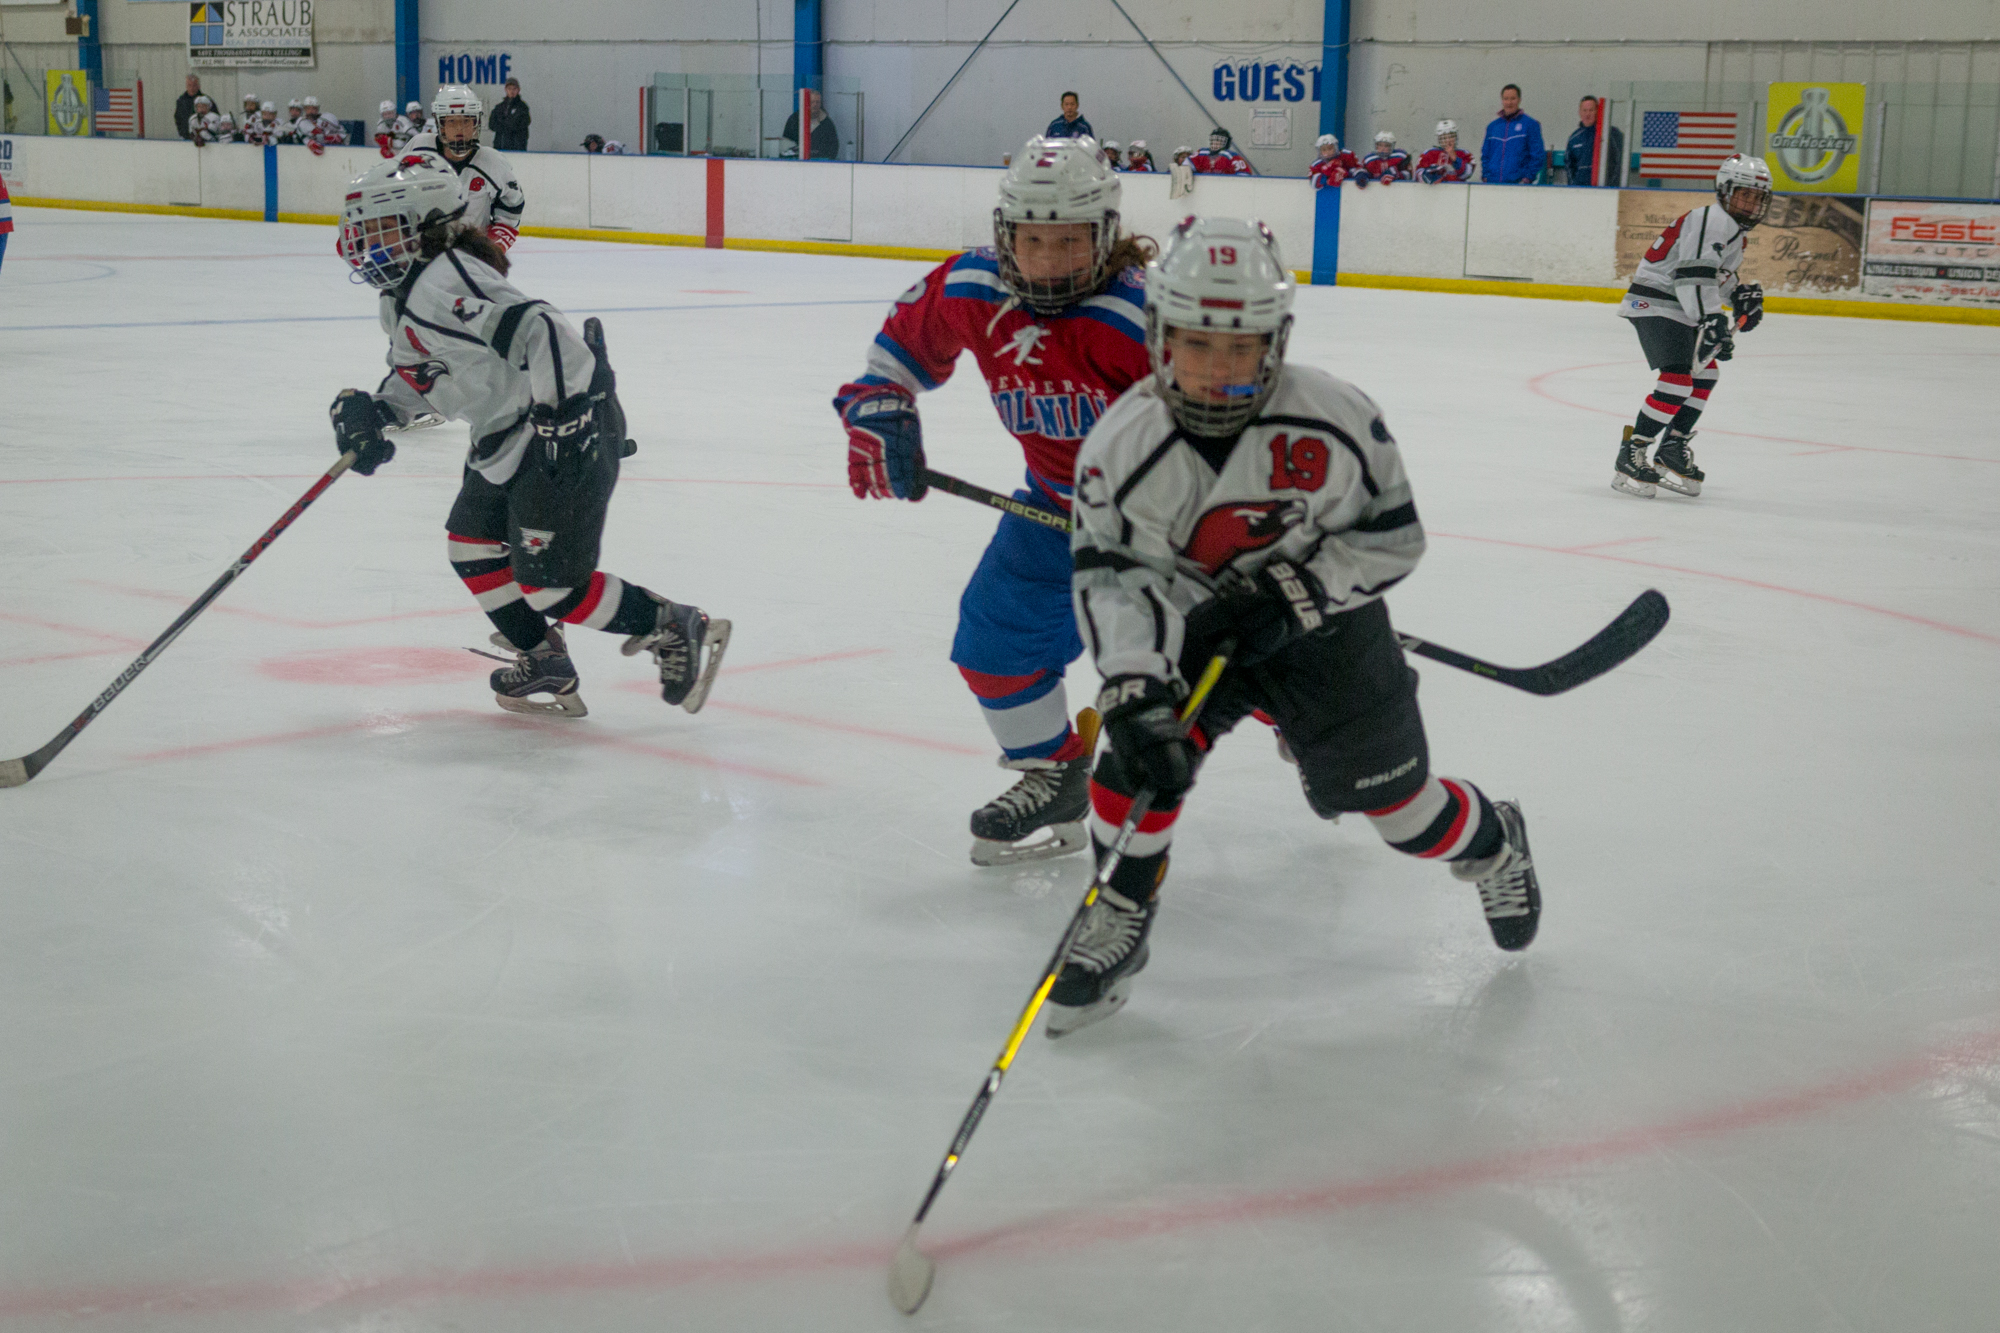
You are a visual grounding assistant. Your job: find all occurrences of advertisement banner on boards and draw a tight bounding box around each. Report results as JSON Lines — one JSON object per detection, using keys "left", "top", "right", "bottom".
{"left": 188, "top": 2, "right": 316, "bottom": 69}
{"left": 1617, "top": 190, "right": 1863, "bottom": 294}
{"left": 44, "top": 70, "right": 89, "bottom": 137}
{"left": 1765, "top": 82, "right": 1865, "bottom": 193}
{"left": 1863, "top": 200, "right": 2000, "bottom": 307}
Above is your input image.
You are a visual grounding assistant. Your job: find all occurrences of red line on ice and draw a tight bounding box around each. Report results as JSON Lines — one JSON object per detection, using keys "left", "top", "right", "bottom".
{"left": 0, "top": 611, "right": 146, "bottom": 648}
{"left": 1428, "top": 532, "right": 2000, "bottom": 647}
{"left": 79, "top": 581, "right": 469, "bottom": 630}
{"left": 704, "top": 699, "right": 986, "bottom": 755}
{"left": 1527, "top": 359, "right": 2000, "bottom": 465}
{"left": 1, "top": 1024, "right": 1993, "bottom": 1321}
{"left": 1, "top": 475, "right": 844, "bottom": 489}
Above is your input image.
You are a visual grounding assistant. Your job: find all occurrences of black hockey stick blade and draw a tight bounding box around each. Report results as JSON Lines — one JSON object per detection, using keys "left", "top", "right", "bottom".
{"left": 1395, "top": 589, "right": 1670, "bottom": 696}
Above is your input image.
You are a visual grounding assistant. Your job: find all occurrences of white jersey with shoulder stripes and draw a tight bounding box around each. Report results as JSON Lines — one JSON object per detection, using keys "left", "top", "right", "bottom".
{"left": 1070, "top": 363, "right": 1425, "bottom": 691}
{"left": 371, "top": 246, "right": 595, "bottom": 484}
{"left": 1620, "top": 202, "right": 1746, "bottom": 327}
{"left": 401, "top": 134, "right": 525, "bottom": 245}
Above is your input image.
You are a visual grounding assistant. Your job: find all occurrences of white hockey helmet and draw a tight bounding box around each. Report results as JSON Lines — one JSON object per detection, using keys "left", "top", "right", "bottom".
{"left": 242, "top": 92, "right": 259, "bottom": 108}
{"left": 1315, "top": 132, "right": 1338, "bottom": 149}
{"left": 303, "top": 94, "right": 319, "bottom": 108}
{"left": 1145, "top": 216, "right": 1295, "bottom": 436}
{"left": 1435, "top": 119, "right": 1457, "bottom": 144}
{"left": 260, "top": 101, "right": 276, "bottom": 114}
{"left": 194, "top": 94, "right": 212, "bottom": 109}
{"left": 1129, "top": 139, "right": 1147, "bottom": 152}
{"left": 432, "top": 85, "right": 484, "bottom": 156}
{"left": 380, "top": 99, "right": 396, "bottom": 116}
{"left": 339, "top": 154, "right": 467, "bottom": 291}
{"left": 994, "top": 135, "right": 1123, "bottom": 314}
{"left": 1716, "top": 153, "right": 1773, "bottom": 226}
{"left": 287, "top": 98, "right": 301, "bottom": 110}
{"left": 405, "top": 100, "right": 423, "bottom": 115}
{"left": 1374, "top": 130, "right": 1395, "bottom": 147}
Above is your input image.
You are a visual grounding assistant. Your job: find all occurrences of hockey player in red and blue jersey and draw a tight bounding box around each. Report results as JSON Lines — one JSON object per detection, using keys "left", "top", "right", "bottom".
{"left": 1360, "top": 130, "right": 1413, "bottom": 183}
{"left": 1415, "top": 120, "right": 1475, "bottom": 183}
{"left": 1308, "top": 133, "right": 1363, "bottom": 189}
{"left": 1190, "top": 127, "right": 1253, "bottom": 176}
{"left": 0, "top": 168, "right": 12, "bottom": 274}
{"left": 835, "top": 136, "right": 1154, "bottom": 867}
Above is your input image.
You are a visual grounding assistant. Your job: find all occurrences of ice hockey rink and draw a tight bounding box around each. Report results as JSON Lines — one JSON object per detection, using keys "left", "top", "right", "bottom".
{"left": 2, "top": 204, "right": 1997, "bottom": 1331}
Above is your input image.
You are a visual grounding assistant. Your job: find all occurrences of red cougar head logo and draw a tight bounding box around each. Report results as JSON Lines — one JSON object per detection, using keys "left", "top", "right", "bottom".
{"left": 1185, "top": 500, "right": 1306, "bottom": 574}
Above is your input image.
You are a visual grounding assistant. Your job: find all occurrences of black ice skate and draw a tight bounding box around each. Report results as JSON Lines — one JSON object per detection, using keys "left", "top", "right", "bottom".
{"left": 480, "top": 627, "right": 587, "bottom": 718}
{"left": 1449, "top": 799, "right": 1540, "bottom": 951}
{"left": 969, "top": 710, "right": 1099, "bottom": 866}
{"left": 1651, "top": 430, "right": 1704, "bottom": 497}
{"left": 621, "top": 597, "right": 731, "bottom": 713}
{"left": 1612, "top": 425, "right": 1662, "bottom": 499}
{"left": 1045, "top": 883, "right": 1157, "bottom": 1037}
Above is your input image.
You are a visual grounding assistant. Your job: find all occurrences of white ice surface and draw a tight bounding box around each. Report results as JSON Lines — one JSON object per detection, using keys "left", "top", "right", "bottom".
{"left": 2, "top": 208, "right": 1999, "bottom": 1332}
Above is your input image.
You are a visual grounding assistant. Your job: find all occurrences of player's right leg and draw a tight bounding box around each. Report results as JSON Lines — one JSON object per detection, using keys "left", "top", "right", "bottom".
{"left": 1615, "top": 316, "right": 1699, "bottom": 499}
{"left": 445, "top": 468, "right": 585, "bottom": 717}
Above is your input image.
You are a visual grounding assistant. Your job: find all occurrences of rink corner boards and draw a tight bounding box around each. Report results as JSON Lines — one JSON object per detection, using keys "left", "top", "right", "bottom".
{"left": 15, "top": 195, "right": 2000, "bottom": 329}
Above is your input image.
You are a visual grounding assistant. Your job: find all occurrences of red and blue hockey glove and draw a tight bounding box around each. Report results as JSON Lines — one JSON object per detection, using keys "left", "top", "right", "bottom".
{"left": 329, "top": 389, "right": 397, "bottom": 475}
{"left": 1098, "top": 675, "right": 1197, "bottom": 802}
{"left": 840, "top": 387, "right": 927, "bottom": 501}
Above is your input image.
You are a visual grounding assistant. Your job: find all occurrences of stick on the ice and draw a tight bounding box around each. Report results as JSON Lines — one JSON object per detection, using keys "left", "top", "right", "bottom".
{"left": 887, "top": 644, "right": 1234, "bottom": 1316}
{"left": 0, "top": 452, "right": 358, "bottom": 789}
{"left": 920, "top": 467, "right": 1670, "bottom": 697}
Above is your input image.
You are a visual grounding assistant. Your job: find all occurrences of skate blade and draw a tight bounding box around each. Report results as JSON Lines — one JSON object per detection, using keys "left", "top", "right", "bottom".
{"left": 1655, "top": 470, "right": 1702, "bottom": 497}
{"left": 970, "top": 820, "right": 1088, "bottom": 867}
{"left": 1045, "top": 976, "right": 1136, "bottom": 1038}
{"left": 677, "top": 618, "right": 731, "bottom": 714}
{"left": 1610, "top": 472, "right": 1657, "bottom": 499}
{"left": 495, "top": 690, "right": 589, "bottom": 719}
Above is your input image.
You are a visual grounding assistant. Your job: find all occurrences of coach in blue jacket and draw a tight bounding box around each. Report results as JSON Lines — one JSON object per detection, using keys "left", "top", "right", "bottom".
{"left": 1481, "top": 84, "right": 1547, "bottom": 184}
{"left": 1045, "top": 92, "right": 1094, "bottom": 141}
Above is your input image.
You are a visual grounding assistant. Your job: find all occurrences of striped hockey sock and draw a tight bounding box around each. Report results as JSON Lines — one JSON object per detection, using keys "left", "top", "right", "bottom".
{"left": 959, "top": 666, "right": 1085, "bottom": 762}
{"left": 518, "top": 572, "right": 664, "bottom": 636}
{"left": 449, "top": 532, "right": 546, "bottom": 651}
{"left": 1087, "top": 777, "right": 1179, "bottom": 899}
{"left": 1367, "top": 776, "right": 1505, "bottom": 862}
{"left": 1633, "top": 370, "right": 1694, "bottom": 445}
{"left": 1670, "top": 360, "right": 1719, "bottom": 434}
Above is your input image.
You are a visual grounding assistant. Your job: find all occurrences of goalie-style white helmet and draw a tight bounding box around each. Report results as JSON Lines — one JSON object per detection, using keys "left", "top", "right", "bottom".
{"left": 1435, "top": 119, "right": 1457, "bottom": 144}
{"left": 339, "top": 154, "right": 467, "bottom": 290}
{"left": 432, "top": 84, "right": 484, "bottom": 156}
{"left": 1716, "top": 153, "right": 1773, "bottom": 226}
{"left": 1145, "top": 216, "right": 1295, "bottom": 437}
{"left": 994, "top": 135, "right": 1123, "bottom": 314}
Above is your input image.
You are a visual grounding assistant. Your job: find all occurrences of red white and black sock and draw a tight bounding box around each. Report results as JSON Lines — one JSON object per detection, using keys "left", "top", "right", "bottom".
{"left": 1632, "top": 370, "right": 1694, "bottom": 445}
{"left": 519, "top": 572, "right": 664, "bottom": 636}
{"left": 1366, "top": 776, "right": 1504, "bottom": 863}
{"left": 449, "top": 532, "right": 547, "bottom": 651}
{"left": 1669, "top": 359, "right": 1719, "bottom": 435}
{"left": 1087, "top": 776, "right": 1180, "bottom": 901}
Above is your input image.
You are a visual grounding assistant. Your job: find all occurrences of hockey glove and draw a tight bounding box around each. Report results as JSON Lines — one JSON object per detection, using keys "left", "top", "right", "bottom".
{"left": 1732, "top": 281, "right": 1764, "bottom": 333}
{"left": 529, "top": 395, "right": 598, "bottom": 479}
{"left": 329, "top": 389, "right": 398, "bottom": 476}
{"left": 840, "top": 387, "right": 927, "bottom": 501}
{"left": 1098, "top": 675, "right": 1197, "bottom": 803}
{"left": 1222, "top": 559, "right": 1332, "bottom": 665}
{"left": 581, "top": 317, "right": 634, "bottom": 456}
{"left": 1695, "top": 310, "right": 1734, "bottom": 365}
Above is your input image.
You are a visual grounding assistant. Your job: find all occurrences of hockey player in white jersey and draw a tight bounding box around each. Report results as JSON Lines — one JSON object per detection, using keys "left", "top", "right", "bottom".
{"left": 330, "top": 156, "right": 728, "bottom": 716}
{"left": 1049, "top": 216, "right": 1541, "bottom": 1035}
{"left": 403, "top": 85, "right": 525, "bottom": 251}
{"left": 1612, "top": 153, "right": 1771, "bottom": 498}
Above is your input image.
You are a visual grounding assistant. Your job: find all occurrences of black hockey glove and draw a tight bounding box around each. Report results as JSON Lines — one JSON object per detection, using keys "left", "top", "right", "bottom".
{"left": 1097, "top": 675, "right": 1197, "bottom": 803}
{"left": 329, "top": 389, "right": 397, "bottom": 476}
{"left": 581, "top": 316, "right": 635, "bottom": 457}
{"left": 1220, "top": 558, "right": 1332, "bottom": 665}
{"left": 1732, "top": 281, "right": 1764, "bottom": 333}
{"left": 1696, "top": 311, "right": 1734, "bottom": 364}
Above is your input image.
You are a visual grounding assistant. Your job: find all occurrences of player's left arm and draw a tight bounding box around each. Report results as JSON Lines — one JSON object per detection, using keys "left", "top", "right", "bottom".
{"left": 487, "top": 166, "right": 525, "bottom": 250}
{"left": 1071, "top": 438, "right": 1190, "bottom": 690}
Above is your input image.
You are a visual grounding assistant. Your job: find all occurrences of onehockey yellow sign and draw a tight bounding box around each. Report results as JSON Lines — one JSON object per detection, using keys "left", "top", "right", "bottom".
{"left": 1766, "top": 82, "right": 1865, "bottom": 192}
{"left": 45, "top": 70, "right": 90, "bottom": 137}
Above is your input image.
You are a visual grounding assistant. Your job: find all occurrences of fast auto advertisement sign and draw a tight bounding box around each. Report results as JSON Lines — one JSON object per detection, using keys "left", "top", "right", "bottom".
{"left": 1863, "top": 201, "right": 2000, "bottom": 307}
{"left": 188, "top": 1, "right": 315, "bottom": 69}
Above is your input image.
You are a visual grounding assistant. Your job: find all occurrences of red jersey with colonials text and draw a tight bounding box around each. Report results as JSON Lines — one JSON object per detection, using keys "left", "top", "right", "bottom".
{"left": 835, "top": 248, "right": 1152, "bottom": 511}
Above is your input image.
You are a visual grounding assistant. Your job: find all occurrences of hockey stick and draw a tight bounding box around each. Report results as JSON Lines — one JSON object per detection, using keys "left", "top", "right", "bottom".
{"left": 920, "top": 467, "right": 1070, "bottom": 532}
{"left": 920, "top": 467, "right": 1670, "bottom": 697}
{"left": 0, "top": 452, "right": 358, "bottom": 789}
{"left": 888, "top": 644, "right": 1234, "bottom": 1315}
{"left": 1394, "top": 589, "right": 1670, "bottom": 696}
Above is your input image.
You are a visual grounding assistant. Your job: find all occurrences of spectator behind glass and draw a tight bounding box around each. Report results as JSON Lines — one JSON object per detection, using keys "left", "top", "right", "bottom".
{"left": 1044, "top": 91, "right": 1093, "bottom": 141}
{"left": 1481, "top": 84, "right": 1546, "bottom": 184}
{"left": 174, "top": 75, "right": 205, "bottom": 140}
{"left": 782, "top": 88, "right": 841, "bottom": 160}
{"left": 490, "top": 76, "right": 531, "bottom": 152}
{"left": 1565, "top": 95, "right": 1624, "bottom": 187}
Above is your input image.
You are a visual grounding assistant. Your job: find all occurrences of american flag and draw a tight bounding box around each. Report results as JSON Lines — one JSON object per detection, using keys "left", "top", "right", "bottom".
{"left": 1638, "top": 110, "right": 1739, "bottom": 178}
{"left": 94, "top": 85, "right": 140, "bottom": 136}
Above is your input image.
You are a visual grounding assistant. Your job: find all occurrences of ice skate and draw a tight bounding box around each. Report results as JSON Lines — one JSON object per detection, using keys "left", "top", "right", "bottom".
{"left": 1450, "top": 799, "right": 1540, "bottom": 951}
{"left": 479, "top": 627, "right": 587, "bottom": 718}
{"left": 969, "top": 709, "right": 1099, "bottom": 866}
{"left": 622, "top": 596, "right": 730, "bottom": 713}
{"left": 1612, "top": 426, "right": 1661, "bottom": 499}
{"left": 1651, "top": 430, "right": 1704, "bottom": 497}
{"left": 1045, "top": 883, "right": 1157, "bottom": 1037}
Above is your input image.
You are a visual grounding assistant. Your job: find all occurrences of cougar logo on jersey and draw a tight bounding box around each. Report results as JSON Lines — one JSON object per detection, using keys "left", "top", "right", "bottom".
{"left": 394, "top": 359, "right": 450, "bottom": 394}
{"left": 1185, "top": 499, "right": 1306, "bottom": 574}
{"left": 1001, "top": 324, "right": 1049, "bottom": 367}
{"left": 450, "top": 296, "right": 485, "bottom": 324}
{"left": 1076, "top": 464, "right": 1111, "bottom": 509}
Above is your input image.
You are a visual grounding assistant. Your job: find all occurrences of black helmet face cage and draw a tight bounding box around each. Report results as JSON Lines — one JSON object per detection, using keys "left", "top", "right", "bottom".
{"left": 342, "top": 212, "right": 422, "bottom": 290}
{"left": 439, "top": 115, "right": 480, "bottom": 158}
{"left": 1146, "top": 306, "right": 1293, "bottom": 438}
{"left": 1719, "top": 179, "right": 1772, "bottom": 227}
{"left": 993, "top": 209, "right": 1117, "bottom": 315}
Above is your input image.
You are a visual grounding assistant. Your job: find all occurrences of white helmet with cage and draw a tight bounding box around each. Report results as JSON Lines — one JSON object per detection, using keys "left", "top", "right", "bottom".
{"left": 338, "top": 154, "right": 467, "bottom": 290}
{"left": 1435, "top": 119, "right": 1457, "bottom": 145}
{"left": 431, "top": 84, "right": 484, "bottom": 156}
{"left": 379, "top": 99, "right": 396, "bottom": 117}
{"left": 1374, "top": 130, "right": 1395, "bottom": 147}
{"left": 1315, "top": 132, "right": 1338, "bottom": 150}
{"left": 1715, "top": 153, "right": 1773, "bottom": 226}
{"left": 993, "top": 135, "right": 1123, "bottom": 314}
{"left": 1144, "top": 216, "right": 1296, "bottom": 437}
